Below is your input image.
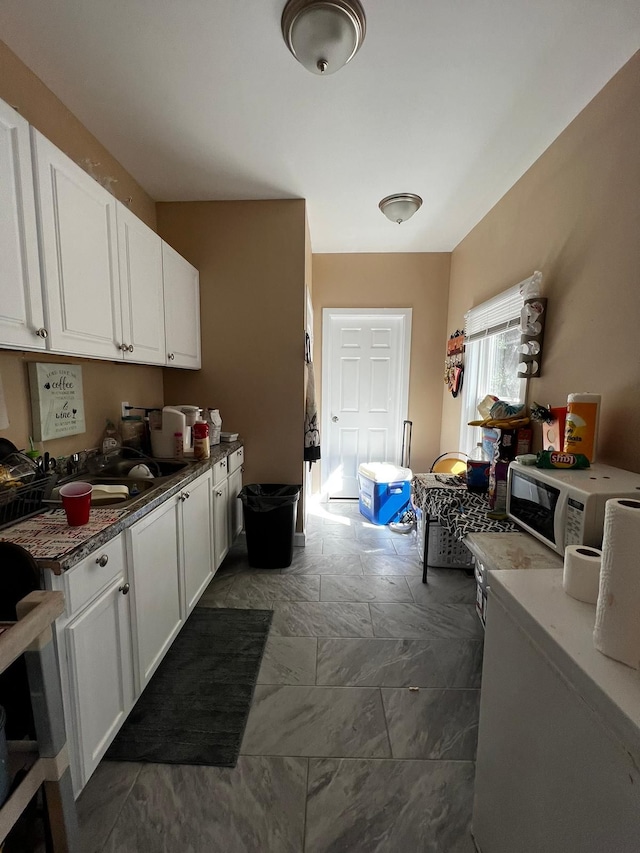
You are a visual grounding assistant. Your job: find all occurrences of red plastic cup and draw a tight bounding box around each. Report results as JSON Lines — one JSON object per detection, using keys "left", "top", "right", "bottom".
{"left": 59, "top": 482, "right": 93, "bottom": 526}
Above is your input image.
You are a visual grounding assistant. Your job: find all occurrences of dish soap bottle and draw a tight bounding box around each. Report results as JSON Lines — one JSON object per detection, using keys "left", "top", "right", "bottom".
{"left": 101, "top": 419, "right": 122, "bottom": 459}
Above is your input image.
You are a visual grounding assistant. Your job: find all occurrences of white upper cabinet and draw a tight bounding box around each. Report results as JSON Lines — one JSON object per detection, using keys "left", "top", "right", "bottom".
{"left": 116, "top": 202, "right": 166, "bottom": 365}
{"left": 31, "top": 128, "right": 123, "bottom": 360}
{"left": 162, "top": 242, "right": 201, "bottom": 369}
{"left": 0, "top": 100, "right": 47, "bottom": 350}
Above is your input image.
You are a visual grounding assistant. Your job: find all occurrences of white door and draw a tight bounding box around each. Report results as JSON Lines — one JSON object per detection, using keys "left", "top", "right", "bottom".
{"left": 0, "top": 99, "right": 47, "bottom": 350}
{"left": 116, "top": 202, "right": 166, "bottom": 365}
{"left": 65, "top": 572, "right": 134, "bottom": 787}
{"left": 127, "top": 497, "right": 182, "bottom": 690}
{"left": 322, "top": 309, "right": 412, "bottom": 499}
{"left": 32, "top": 129, "right": 123, "bottom": 359}
{"left": 162, "top": 242, "right": 201, "bottom": 369}
{"left": 181, "top": 472, "right": 214, "bottom": 614}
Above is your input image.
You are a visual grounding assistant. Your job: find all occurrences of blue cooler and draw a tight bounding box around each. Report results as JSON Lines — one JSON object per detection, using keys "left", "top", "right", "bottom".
{"left": 358, "top": 463, "right": 413, "bottom": 525}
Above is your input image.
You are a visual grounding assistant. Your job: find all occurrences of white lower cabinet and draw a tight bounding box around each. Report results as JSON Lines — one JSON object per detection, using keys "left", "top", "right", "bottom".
{"left": 47, "top": 533, "right": 134, "bottom": 794}
{"left": 182, "top": 470, "right": 215, "bottom": 614}
{"left": 213, "top": 476, "right": 230, "bottom": 569}
{"left": 228, "top": 465, "right": 244, "bottom": 542}
{"left": 65, "top": 573, "right": 134, "bottom": 788}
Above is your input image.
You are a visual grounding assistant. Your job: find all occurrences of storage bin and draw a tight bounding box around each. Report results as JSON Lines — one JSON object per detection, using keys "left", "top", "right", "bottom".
{"left": 358, "top": 463, "right": 412, "bottom": 525}
{"left": 427, "top": 521, "right": 474, "bottom": 569}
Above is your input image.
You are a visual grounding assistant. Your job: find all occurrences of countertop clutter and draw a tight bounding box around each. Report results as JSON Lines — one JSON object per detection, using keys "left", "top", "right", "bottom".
{"left": 0, "top": 441, "right": 242, "bottom": 573}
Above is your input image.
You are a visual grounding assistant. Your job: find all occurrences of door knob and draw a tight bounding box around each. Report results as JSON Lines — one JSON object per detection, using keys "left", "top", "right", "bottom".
{"left": 119, "top": 582, "right": 130, "bottom": 595}
{"left": 332, "top": 415, "right": 339, "bottom": 422}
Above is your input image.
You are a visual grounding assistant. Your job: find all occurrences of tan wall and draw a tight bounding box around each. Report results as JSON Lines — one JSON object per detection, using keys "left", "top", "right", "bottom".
{"left": 442, "top": 51, "right": 640, "bottom": 474}
{"left": 157, "top": 200, "right": 307, "bottom": 495}
{"left": 0, "top": 41, "right": 165, "bottom": 458}
{"left": 0, "top": 351, "right": 163, "bottom": 458}
{"left": 312, "top": 254, "right": 451, "bottom": 477}
{"left": 0, "top": 40, "right": 156, "bottom": 229}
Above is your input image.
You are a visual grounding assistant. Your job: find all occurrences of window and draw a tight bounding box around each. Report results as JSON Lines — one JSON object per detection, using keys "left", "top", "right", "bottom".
{"left": 459, "top": 281, "right": 530, "bottom": 455}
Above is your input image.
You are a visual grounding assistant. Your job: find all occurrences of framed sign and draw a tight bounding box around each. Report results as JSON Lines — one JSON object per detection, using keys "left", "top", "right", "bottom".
{"left": 28, "top": 362, "right": 86, "bottom": 441}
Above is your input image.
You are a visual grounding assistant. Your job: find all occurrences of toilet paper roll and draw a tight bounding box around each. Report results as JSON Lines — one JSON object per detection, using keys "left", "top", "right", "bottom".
{"left": 563, "top": 545, "right": 602, "bottom": 604}
{"left": 594, "top": 498, "right": 640, "bottom": 669}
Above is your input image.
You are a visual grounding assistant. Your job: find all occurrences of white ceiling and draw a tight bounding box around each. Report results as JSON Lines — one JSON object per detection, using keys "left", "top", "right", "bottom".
{"left": 1, "top": 1, "right": 638, "bottom": 253}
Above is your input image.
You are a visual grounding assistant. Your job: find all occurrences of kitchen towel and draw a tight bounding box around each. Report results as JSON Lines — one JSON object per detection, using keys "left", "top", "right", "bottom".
{"left": 563, "top": 545, "right": 602, "bottom": 604}
{"left": 593, "top": 498, "right": 640, "bottom": 669}
{"left": 564, "top": 392, "right": 600, "bottom": 462}
{"left": 304, "top": 358, "right": 321, "bottom": 469}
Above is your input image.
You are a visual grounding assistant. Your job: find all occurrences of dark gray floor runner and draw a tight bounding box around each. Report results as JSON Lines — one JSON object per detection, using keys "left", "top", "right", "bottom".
{"left": 105, "top": 607, "right": 272, "bottom": 768}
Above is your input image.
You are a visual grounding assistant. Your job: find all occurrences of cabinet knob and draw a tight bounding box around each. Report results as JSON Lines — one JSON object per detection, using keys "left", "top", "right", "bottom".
{"left": 119, "top": 582, "right": 130, "bottom": 595}
{"left": 35, "top": 327, "right": 48, "bottom": 339}
{"left": 168, "top": 352, "right": 175, "bottom": 361}
{"left": 183, "top": 491, "right": 190, "bottom": 499}
{"left": 128, "top": 344, "right": 134, "bottom": 353}
{"left": 241, "top": 466, "right": 245, "bottom": 473}
{"left": 120, "top": 343, "right": 129, "bottom": 351}
{"left": 96, "top": 554, "right": 109, "bottom": 567}
{"left": 216, "top": 490, "right": 223, "bottom": 497}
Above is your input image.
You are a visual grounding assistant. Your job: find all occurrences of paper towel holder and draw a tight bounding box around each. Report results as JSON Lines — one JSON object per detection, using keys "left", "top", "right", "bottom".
{"left": 518, "top": 297, "right": 547, "bottom": 378}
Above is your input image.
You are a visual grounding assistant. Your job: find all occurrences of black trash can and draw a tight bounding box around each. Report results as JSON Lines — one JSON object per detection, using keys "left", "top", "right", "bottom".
{"left": 240, "top": 484, "right": 301, "bottom": 569}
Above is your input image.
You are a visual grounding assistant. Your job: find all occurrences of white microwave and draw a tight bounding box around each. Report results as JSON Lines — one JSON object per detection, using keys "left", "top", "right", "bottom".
{"left": 507, "top": 460, "right": 640, "bottom": 555}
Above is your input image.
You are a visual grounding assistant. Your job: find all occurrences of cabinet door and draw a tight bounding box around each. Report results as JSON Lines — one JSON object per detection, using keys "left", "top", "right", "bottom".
{"left": 0, "top": 99, "right": 46, "bottom": 350}
{"left": 213, "top": 476, "right": 230, "bottom": 569}
{"left": 32, "top": 129, "right": 123, "bottom": 359}
{"left": 65, "top": 572, "right": 134, "bottom": 788}
{"left": 127, "top": 497, "right": 182, "bottom": 690}
{"left": 228, "top": 465, "right": 244, "bottom": 543}
{"left": 162, "top": 241, "right": 201, "bottom": 369}
{"left": 182, "top": 471, "right": 214, "bottom": 614}
{"left": 117, "top": 202, "right": 166, "bottom": 365}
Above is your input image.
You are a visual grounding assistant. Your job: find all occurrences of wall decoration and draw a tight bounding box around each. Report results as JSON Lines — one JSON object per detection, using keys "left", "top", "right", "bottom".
{"left": 28, "top": 363, "right": 86, "bottom": 442}
{"left": 444, "top": 330, "right": 465, "bottom": 397}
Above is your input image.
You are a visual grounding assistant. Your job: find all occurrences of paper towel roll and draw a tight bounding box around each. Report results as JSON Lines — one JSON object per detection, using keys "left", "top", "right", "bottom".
{"left": 563, "top": 545, "right": 602, "bottom": 604}
{"left": 564, "top": 392, "right": 601, "bottom": 462}
{"left": 594, "top": 498, "right": 640, "bottom": 669}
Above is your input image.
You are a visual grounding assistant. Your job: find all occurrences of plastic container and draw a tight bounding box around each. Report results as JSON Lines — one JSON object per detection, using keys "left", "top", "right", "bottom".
{"left": 121, "top": 416, "right": 144, "bottom": 451}
{"left": 101, "top": 419, "right": 122, "bottom": 458}
{"left": 357, "top": 463, "right": 413, "bottom": 525}
{"left": 240, "top": 484, "right": 301, "bottom": 569}
{"left": 193, "top": 419, "right": 210, "bottom": 460}
{"left": 467, "top": 443, "right": 490, "bottom": 493}
{"left": 206, "top": 409, "right": 222, "bottom": 445}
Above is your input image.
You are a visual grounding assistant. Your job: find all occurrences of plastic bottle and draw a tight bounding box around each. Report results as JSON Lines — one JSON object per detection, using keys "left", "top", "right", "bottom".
{"left": 101, "top": 419, "right": 122, "bottom": 458}
{"left": 467, "top": 442, "right": 490, "bottom": 493}
{"left": 193, "top": 418, "right": 210, "bottom": 460}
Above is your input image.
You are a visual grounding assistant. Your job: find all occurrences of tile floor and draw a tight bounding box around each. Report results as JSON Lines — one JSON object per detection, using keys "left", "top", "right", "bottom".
{"left": 77, "top": 500, "right": 483, "bottom": 852}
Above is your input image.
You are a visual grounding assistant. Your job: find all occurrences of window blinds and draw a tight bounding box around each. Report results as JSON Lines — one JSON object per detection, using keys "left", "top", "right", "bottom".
{"left": 464, "top": 272, "right": 541, "bottom": 342}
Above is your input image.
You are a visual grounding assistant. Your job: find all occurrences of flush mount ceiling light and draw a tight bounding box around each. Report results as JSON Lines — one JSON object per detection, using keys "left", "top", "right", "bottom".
{"left": 378, "top": 193, "right": 423, "bottom": 224}
{"left": 281, "top": 0, "right": 366, "bottom": 75}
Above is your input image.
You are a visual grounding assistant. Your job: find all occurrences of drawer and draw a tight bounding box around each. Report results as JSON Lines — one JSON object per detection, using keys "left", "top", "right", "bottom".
{"left": 64, "top": 534, "right": 126, "bottom": 615}
{"left": 213, "top": 455, "right": 229, "bottom": 486}
{"left": 228, "top": 447, "right": 244, "bottom": 475}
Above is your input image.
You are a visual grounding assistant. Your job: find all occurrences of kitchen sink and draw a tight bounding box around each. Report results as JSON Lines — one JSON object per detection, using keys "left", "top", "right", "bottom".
{"left": 96, "top": 458, "right": 191, "bottom": 478}
{"left": 51, "top": 476, "right": 159, "bottom": 508}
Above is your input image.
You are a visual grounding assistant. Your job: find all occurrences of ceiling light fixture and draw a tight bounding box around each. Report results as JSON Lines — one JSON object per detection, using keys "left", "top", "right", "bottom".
{"left": 378, "top": 193, "right": 423, "bottom": 224}
{"left": 281, "top": 0, "right": 366, "bottom": 76}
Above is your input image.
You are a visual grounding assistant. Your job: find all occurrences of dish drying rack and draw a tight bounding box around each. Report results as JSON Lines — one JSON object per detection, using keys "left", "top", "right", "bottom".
{"left": 0, "top": 472, "right": 58, "bottom": 530}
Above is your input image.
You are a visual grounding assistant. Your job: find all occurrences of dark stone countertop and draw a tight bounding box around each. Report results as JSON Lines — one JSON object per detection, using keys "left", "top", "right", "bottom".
{"left": 24, "top": 441, "right": 243, "bottom": 574}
